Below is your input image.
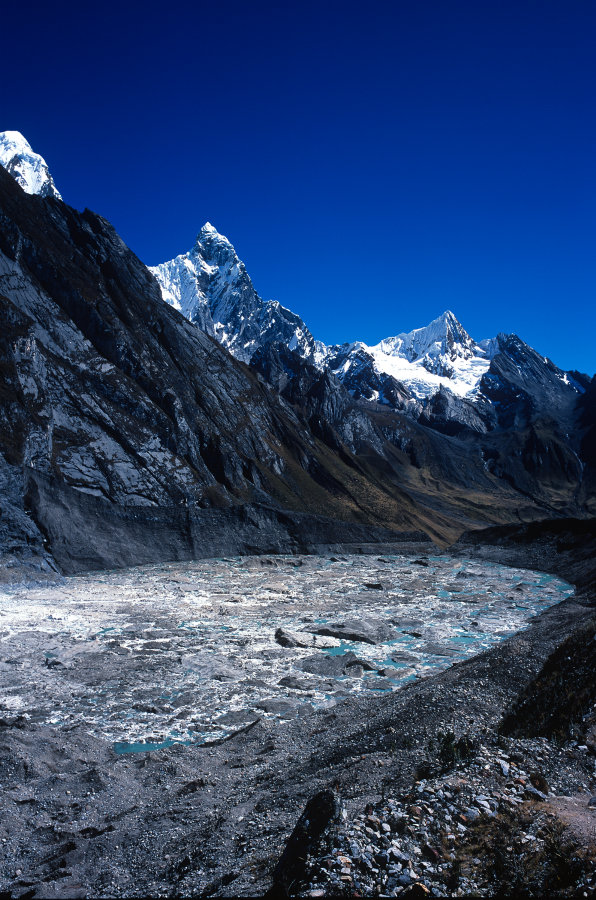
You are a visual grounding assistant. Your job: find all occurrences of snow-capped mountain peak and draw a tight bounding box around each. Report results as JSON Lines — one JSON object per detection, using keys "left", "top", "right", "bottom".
{"left": 194, "top": 223, "right": 241, "bottom": 263}
{"left": 150, "top": 220, "right": 579, "bottom": 416}
{"left": 366, "top": 310, "right": 496, "bottom": 397}
{"left": 196, "top": 222, "right": 233, "bottom": 249}
{"left": 0, "top": 131, "right": 61, "bottom": 200}
{"left": 325, "top": 311, "right": 498, "bottom": 402}
{"left": 376, "top": 310, "right": 476, "bottom": 362}
{"left": 150, "top": 223, "right": 318, "bottom": 363}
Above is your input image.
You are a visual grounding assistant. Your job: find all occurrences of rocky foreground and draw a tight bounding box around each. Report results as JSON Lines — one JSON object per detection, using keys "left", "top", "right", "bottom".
{"left": 271, "top": 520, "right": 596, "bottom": 898}
{"left": 284, "top": 733, "right": 596, "bottom": 897}
{"left": 0, "top": 520, "right": 595, "bottom": 898}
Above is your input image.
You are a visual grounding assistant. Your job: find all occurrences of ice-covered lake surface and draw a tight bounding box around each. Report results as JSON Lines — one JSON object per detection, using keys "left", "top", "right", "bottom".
{"left": 0, "top": 554, "right": 573, "bottom": 752}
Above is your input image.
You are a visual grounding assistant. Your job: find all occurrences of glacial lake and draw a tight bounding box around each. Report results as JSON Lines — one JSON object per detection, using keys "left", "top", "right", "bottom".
{"left": 0, "top": 554, "right": 573, "bottom": 753}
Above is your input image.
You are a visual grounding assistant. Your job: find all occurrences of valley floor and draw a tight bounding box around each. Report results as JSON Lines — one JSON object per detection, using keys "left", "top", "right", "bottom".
{"left": 0, "top": 525, "right": 595, "bottom": 897}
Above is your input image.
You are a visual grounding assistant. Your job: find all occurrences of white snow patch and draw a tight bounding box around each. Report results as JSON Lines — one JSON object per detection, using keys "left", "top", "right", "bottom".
{"left": 0, "top": 131, "right": 62, "bottom": 199}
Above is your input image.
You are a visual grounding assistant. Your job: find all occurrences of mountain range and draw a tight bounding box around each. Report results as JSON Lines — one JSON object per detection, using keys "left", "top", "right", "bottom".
{"left": 151, "top": 229, "right": 501, "bottom": 402}
{"left": 0, "top": 131, "right": 594, "bottom": 575}
{"left": 150, "top": 222, "right": 588, "bottom": 422}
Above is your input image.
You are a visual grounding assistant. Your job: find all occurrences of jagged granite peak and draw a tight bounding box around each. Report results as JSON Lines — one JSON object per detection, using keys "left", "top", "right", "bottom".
{"left": 150, "top": 217, "right": 583, "bottom": 421}
{"left": 0, "top": 131, "right": 62, "bottom": 200}
{"left": 151, "top": 219, "right": 585, "bottom": 432}
{"left": 150, "top": 223, "right": 319, "bottom": 364}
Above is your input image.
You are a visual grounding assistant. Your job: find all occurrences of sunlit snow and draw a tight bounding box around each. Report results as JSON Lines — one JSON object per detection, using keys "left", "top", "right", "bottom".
{"left": 327, "top": 311, "right": 498, "bottom": 400}
{"left": 0, "top": 131, "right": 62, "bottom": 200}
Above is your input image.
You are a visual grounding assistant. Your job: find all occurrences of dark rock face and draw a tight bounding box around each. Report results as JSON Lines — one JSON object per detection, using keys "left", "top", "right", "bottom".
{"left": 26, "top": 469, "right": 426, "bottom": 573}
{"left": 577, "top": 376, "right": 596, "bottom": 514}
{"left": 323, "top": 343, "right": 413, "bottom": 409}
{"left": 251, "top": 333, "right": 593, "bottom": 537}
{"left": 478, "top": 334, "right": 583, "bottom": 428}
{"left": 417, "top": 385, "right": 488, "bottom": 435}
{"left": 0, "top": 455, "right": 55, "bottom": 579}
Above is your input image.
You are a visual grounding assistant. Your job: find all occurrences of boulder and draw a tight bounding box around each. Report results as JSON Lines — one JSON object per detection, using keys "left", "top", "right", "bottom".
{"left": 300, "top": 651, "right": 375, "bottom": 678}
{"left": 267, "top": 790, "right": 342, "bottom": 897}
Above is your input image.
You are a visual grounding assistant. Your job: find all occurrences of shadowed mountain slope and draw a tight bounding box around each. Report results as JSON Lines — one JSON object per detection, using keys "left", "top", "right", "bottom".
{"left": 251, "top": 340, "right": 592, "bottom": 536}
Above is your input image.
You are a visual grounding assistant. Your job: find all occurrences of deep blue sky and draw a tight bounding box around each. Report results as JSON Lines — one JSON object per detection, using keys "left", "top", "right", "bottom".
{"left": 4, "top": 0, "right": 595, "bottom": 373}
